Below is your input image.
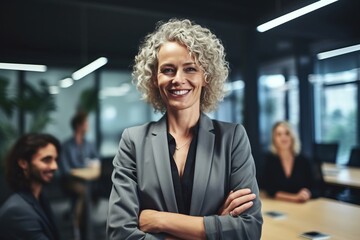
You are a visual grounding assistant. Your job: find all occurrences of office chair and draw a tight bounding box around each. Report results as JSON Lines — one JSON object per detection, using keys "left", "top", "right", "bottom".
{"left": 313, "top": 142, "right": 340, "bottom": 199}
{"left": 92, "top": 157, "right": 114, "bottom": 200}
{"left": 310, "top": 159, "right": 326, "bottom": 198}
{"left": 313, "top": 142, "right": 339, "bottom": 164}
{"left": 347, "top": 147, "right": 360, "bottom": 167}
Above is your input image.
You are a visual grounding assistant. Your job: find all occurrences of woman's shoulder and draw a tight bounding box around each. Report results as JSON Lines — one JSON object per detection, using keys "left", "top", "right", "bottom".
{"left": 295, "top": 153, "right": 310, "bottom": 161}
{"left": 295, "top": 153, "right": 312, "bottom": 165}
{"left": 123, "top": 120, "right": 164, "bottom": 138}
{"left": 209, "top": 118, "right": 244, "bottom": 134}
{"left": 263, "top": 152, "right": 280, "bottom": 162}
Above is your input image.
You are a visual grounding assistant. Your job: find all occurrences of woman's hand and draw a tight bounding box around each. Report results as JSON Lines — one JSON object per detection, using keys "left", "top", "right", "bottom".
{"left": 218, "top": 188, "right": 256, "bottom": 217}
{"left": 295, "top": 188, "right": 311, "bottom": 202}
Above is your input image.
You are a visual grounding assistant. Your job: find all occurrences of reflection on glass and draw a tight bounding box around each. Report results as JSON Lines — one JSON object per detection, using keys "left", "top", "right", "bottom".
{"left": 211, "top": 80, "right": 244, "bottom": 123}
{"left": 315, "top": 83, "right": 358, "bottom": 164}
{"left": 259, "top": 73, "right": 300, "bottom": 151}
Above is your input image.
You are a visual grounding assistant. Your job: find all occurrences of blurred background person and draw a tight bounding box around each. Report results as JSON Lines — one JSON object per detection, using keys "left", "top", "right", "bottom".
{"left": 0, "top": 133, "right": 60, "bottom": 240}
{"left": 59, "top": 111, "right": 98, "bottom": 240}
{"left": 261, "top": 121, "right": 317, "bottom": 203}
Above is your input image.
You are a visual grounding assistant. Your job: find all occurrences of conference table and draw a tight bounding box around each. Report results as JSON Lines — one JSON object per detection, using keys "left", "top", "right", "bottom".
{"left": 261, "top": 193, "right": 360, "bottom": 240}
{"left": 322, "top": 163, "right": 360, "bottom": 189}
{"left": 71, "top": 165, "right": 101, "bottom": 240}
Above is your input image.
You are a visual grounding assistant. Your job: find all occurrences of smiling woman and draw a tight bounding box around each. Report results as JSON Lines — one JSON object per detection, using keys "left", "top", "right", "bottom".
{"left": 107, "top": 18, "right": 262, "bottom": 240}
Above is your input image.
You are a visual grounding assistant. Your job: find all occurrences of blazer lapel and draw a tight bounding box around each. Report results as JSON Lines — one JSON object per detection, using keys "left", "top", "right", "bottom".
{"left": 18, "top": 191, "right": 57, "bottom": 239}
{"left": 151, "top": 115, "right": 178, "bottom": 212}
{"left": 190, "top": 114, "right": 215, "bottom": 215}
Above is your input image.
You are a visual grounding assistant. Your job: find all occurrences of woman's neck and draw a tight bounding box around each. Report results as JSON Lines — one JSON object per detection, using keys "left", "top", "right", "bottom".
{"left": 278, "top": 149, "right": 293, "bottom": 160}
{"left": 167, "top": 109, "right": 200, "bottom": 137}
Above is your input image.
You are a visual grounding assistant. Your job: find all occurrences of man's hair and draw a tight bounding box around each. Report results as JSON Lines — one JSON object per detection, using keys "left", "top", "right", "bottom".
{"left": 71, "top": 111, "right": 88, "bottom": 132}
{"left": 5, "top": 133, "right": 61, "bottom": 191}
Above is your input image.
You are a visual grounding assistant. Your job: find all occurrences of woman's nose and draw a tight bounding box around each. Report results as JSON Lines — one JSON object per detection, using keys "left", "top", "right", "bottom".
{"left": 172, "top": 71, "right": 185, "bottom": 84}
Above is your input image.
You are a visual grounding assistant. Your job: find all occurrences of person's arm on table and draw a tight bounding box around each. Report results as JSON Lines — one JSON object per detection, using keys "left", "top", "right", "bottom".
{"left": 274, "top": 188, "right": 311, "bottom": 203}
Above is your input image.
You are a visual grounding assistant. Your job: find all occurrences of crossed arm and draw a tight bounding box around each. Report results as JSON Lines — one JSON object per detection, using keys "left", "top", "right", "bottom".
{"left": 139, "top": 189, "right": 257, "bottom": 240}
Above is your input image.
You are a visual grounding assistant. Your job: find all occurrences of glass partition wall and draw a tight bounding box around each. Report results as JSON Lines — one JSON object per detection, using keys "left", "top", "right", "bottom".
{"left": 313, "top": 52, "right": 360, "bottom": 165}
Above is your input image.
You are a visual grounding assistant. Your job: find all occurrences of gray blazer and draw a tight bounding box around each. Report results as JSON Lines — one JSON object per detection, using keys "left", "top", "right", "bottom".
{"left": 107, "top": 113, "right": 262, "bottom": 239}
{"left": 0, "top": 191, "right": 59, "bottom": 240}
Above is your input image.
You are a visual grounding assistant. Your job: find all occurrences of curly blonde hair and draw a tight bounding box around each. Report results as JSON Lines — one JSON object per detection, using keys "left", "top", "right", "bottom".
{"left": 132, "top": 18, "right": 229, "bottom": 113}
{"left": 270, "top": 121, "right": 301, "bottom": 155}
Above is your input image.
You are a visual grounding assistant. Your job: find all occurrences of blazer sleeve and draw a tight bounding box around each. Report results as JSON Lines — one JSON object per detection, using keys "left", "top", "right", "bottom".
{"left": 203, "top": 125, "right": 263, "bottom": 240}
{"left": 106, "top": 129, "right": 165, "bottom": 240}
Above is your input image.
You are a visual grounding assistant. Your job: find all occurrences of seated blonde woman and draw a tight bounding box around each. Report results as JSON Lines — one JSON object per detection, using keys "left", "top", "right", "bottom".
{"left": 262, "top": 121, "right": 316, "bottom": 203}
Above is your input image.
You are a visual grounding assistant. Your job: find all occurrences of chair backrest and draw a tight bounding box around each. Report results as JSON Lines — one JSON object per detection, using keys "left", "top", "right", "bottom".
{"left": 348, "top": 147, "right": 360, "bottom": 167}
{"left": 310, "top": 159, "right": 326, "bottom": 197}
{"left": 313, "top": 142, "right": 339, "bottom": 164}
{"left": 94, "top": 156, "right": 114, "bottom": 198}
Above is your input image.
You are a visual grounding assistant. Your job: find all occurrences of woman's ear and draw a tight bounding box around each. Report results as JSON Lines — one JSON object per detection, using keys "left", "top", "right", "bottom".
{"left": 18, "top": 159, "right": 29, "bottom": 171}
{"left": 202, "top": 73, "right": 208, "bottom": 87}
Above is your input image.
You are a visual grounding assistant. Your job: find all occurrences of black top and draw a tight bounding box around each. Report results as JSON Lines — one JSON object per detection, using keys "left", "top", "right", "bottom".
{"left": 167, "top": 124, "right": 199, "bottom": 215}
{"left": 262, "top": 153, "right": 316, "bottom": 197}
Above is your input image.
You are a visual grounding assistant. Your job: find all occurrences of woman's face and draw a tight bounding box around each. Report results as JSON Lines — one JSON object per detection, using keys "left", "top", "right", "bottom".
{"left": 156, "top": 41, "right": 206, "bottom": 113}
{"left": 273, "top": 124, "right": 293, "bottom": 152}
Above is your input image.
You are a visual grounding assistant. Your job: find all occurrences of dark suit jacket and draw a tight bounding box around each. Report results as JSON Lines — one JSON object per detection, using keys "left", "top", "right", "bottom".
{"left": 0, "top": 190, "right": 59, "bottom": 240}
{"left": 107, "top": 113, "right": 263, "bottom": 240}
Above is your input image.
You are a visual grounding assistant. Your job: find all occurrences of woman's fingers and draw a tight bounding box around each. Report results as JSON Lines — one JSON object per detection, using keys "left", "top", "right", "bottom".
{"left": 227, "top": 193, "right": 256, "bottom": 215}
{"left": 220, "top": 188, "right": 256, "bottom": 216}
{"left": 230, "top": 200, "right": 254, "bottom": 216}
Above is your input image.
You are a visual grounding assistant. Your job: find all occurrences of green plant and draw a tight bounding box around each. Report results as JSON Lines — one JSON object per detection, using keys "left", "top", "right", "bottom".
{"left": 17, "top": 80, "right": 57, "bottom": 132}
{"left": 0, "top": 77, "right": 17, "bottom": 172}
{"left": 0, "top": 77, "right": 57, "bottom": 172}
{"left": 78, "top": 87, "right": 97, "bottom": 114}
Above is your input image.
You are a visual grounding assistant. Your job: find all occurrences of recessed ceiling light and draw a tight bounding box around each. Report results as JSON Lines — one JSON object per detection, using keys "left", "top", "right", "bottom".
{"left": 0, "top": 62, "right": 47, "bottom": 72}
{"left": 257, "top": 0, "right": 338, "bottom": 32}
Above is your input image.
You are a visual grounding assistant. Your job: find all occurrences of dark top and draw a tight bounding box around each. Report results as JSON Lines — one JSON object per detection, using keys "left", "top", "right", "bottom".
{"left": 167, "top": 124, "right": 199, "bottom": 215}
{"left": 0, "top": 190, "right": 59, "bottom": 240}
{"left": 262, "top": 152, "right": 316, "bottom": 197}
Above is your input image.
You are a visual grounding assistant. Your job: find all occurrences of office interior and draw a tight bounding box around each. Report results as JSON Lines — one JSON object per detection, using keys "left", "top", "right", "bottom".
{"left": 0, "top": 0, "right": 360, "bottom": 239}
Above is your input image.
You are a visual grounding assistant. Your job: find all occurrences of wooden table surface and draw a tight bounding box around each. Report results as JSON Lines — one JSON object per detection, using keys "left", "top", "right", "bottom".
{"left": 261, "top": 194, "right": 360, "bottom": 240}
{"left": 322, "top": 163, "right": 360, "bottom": 189}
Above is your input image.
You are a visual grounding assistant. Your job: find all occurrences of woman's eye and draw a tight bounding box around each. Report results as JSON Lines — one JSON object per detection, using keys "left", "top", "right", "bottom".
{"left": 185, "top": 67, "right": 197, "bottom": 72}
{"left": 161, "top": 68, "right": 175, "bottom": 74}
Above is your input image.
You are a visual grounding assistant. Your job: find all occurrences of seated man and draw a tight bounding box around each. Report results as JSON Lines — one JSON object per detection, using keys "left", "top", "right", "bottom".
{"left": 59, "top": 111, "right": 98, "bottom": 239}
{"left": 0, "top": 133, "right": 61, "bottom": 240}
